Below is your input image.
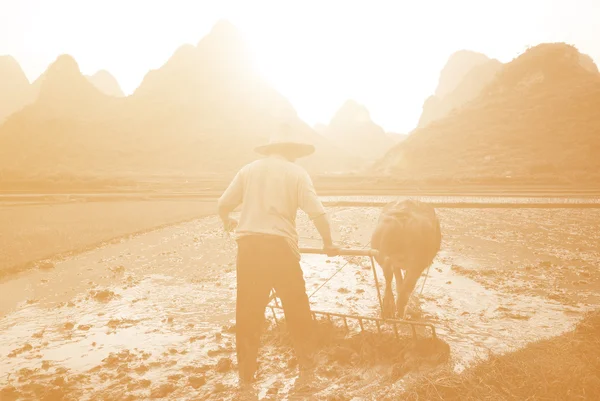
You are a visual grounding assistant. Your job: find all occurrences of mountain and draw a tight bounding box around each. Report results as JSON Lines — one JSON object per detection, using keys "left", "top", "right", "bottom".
{"left": 385, "top": 132, "right": 408, "bottom": 143}
{"left": 0, "top": 56, "right": 33, "bottom": 122}
{"left": 127, "top": 20, "right": 358, "bottom": 174}
{"left": 86, "top": 70, "right": 124, "bottom": 97}
{"left": 34, "top": 55, "right": 109, "bottom": 109}
{"left": 374, "top": 43, "right": 600, "bottom": 184}
{"left": 0, "top": 54, "right": 126, "bottom": 176}
{"left": 320, "top": 100, "right": 395, "bottom": 163}
{"left": 0, "top": 21, "right": 358, "bottom": 179}
{"left": 21, "top": 54, "right": 120, "bottom": 123}
{"left": 578, "top": 53, "right": 599, "bottom": 74}
{"left": 418, "top": 57, "right": 503, "bottom": 128}
{"left": 434, "top": 50, "right": 491, "bottom": 99}
{"left": 417, "top": 50, "right": 502, "bottom": 128}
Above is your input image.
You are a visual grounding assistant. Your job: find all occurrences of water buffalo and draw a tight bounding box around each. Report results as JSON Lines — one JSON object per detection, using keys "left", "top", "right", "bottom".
{"left": 371, "top": 199, "right": 442, "bottom": 319}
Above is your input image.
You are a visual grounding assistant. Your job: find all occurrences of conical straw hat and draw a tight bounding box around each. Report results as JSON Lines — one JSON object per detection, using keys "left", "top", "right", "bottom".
{"left": 254, "top": 113, "right": 315, "bottom": 158}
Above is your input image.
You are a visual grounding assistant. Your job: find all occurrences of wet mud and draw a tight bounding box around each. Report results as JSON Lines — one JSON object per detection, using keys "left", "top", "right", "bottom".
{"left": 1, "top": 200, "right": 599, "bottom": 399}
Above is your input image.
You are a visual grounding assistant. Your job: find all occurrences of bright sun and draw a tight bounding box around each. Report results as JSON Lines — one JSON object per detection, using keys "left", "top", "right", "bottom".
{"left": 228, "top": 1, "right": 441, "bottom": 132}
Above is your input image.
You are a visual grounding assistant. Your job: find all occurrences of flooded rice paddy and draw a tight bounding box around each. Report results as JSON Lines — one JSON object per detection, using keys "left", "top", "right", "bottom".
{"left": 1, "top": 197, "right": 599, "bottom": 400}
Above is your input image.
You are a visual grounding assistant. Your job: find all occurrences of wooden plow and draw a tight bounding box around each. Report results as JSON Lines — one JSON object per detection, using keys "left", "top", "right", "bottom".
{"left": 267, "top": 247, "right": 438, "bottom": 341}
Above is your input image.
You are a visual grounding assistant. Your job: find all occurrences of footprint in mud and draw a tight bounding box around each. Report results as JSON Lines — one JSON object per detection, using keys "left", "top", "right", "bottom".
{"left": 62, "top": 322, "right": 75, "bottom": 331}
{"left": 1, "top": 365, "right": 81, "bottom": 401}
{"left": 495, "top": 306, "right": 531, "bottom": 320}
{"left": 211, "top": 381, "right": 229, "bottom": 395}
{"left": 102, "top": 349, "right": 137, "bottom": 368}
{"left": 32, "top": 329, "right": 45, "bottom": 339}
{"left": 207, "top": 346, "right": 234, "bottom": 357}
{"left": 106, "top": 318, "right": 140, "bottom": 329}
{"left": 188, "top": 376, "right": 207, "bottom": 389}
{"left": 109, "top": 265, "right": 126, "bottom": 275}
{"left": 7, "top": 343, "right": 33, "bottom": 358}
{"left": 215, "top": 358, "right": 233, "bottom": 373}
{"left": 89, "top": 289, "right": 120, "bottom": 303}
{"left": 190, "top": 335, "right": 207, "bottom": 343}
{"left": 150, "top": 383, "right": 176, "bottom": 398}
{"left": 0, "top": 385, "right": 20, "bottom": 401}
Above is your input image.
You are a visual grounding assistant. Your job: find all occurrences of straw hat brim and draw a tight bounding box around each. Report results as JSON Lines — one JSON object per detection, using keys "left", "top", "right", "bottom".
{"left": 254, "top": 142, "right": 315, "bottom": 158}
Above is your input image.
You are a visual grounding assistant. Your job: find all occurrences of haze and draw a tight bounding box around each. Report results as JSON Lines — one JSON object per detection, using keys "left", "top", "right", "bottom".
{"left": 1, "top": 0, "right": 599, "bottom": 133}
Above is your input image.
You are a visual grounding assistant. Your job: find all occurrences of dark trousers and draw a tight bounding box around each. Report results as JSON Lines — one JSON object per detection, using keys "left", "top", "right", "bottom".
{"left": 235, "top": 235, "right": 315, "bottom": 382}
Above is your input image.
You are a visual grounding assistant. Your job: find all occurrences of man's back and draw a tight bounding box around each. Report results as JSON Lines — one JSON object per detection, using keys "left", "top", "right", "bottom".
{"left": 218, "top": 155, "right": 326, "bottom": 254}
{"left": 217, "top": 128, "right": 337, "bottom": 386}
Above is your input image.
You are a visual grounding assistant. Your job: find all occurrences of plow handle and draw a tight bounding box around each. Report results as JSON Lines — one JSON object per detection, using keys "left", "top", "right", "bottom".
{"left": 299, "top": 247, "right": 379, "bottom": 258}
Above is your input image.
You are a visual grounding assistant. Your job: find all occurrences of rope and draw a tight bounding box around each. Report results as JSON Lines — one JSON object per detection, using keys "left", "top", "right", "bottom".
{"left": 222, "top": 210, "right": 432, "bottom": 301}
{"left": 419, "top": 264, "right": 432, "bottom": 296}
{"left": 228, "top": 228, "right": 432, "bottom": 301}
{"left": 307, "top": 240, "right": 371, "bottom": 299}
{"left": 227, "top": 228, "right": 367, "bottom": 302}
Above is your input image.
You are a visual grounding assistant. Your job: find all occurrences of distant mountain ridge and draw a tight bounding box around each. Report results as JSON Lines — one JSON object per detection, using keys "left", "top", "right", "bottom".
{"left": 320, "top": 99, "right": 395, "bottom": 163}
{"left": 374, "top": 43, "right": 600, "bottom": 184}
{"left": 0, "top": 20, "right": 360, "bottom": 179}
{"left": 434, "top": 50, "right": 491, "bottom": 98}
{"left": 418, "top": 50, "right": 502, "bottom": 128}
{"left": 86, "top": 70, "right": 125, "bottom": 97}
{"left": 0, "top": 55, "right": 125, "bottom": 123}
{"left": 3, "top": 36, "right": 599, "bottom": 183}
{"left": 0, "top": 55, "right": 33, "bottom": 122}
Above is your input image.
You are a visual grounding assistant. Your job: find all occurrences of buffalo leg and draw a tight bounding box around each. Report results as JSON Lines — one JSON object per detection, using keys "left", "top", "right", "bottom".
{"left": 392, "top": 263, "right": 404, "bottom": 316}
{"left": 382, "top": 257, "right": 395, "bottom": 318}
{"left": 396, "top": 266, "right": 420, "bottom": 319}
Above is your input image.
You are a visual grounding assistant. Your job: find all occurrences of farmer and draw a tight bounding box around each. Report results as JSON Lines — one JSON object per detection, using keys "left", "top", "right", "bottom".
{"left": 217, "top": 118, "right": 339, "bottom": 385}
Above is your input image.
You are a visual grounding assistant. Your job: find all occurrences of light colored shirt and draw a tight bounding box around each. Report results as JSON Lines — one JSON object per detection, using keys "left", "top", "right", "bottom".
{"left": 217, "top": 154, "right": 326, "bottom": 259}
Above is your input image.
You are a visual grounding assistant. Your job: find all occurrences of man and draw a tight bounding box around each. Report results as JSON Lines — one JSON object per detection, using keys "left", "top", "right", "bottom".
{"left": 217, "top": 120, "right": 338, "bottom": 386}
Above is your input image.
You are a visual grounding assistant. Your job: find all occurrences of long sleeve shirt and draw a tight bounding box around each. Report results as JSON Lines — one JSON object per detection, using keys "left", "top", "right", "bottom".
{"left": 217, "top": 154, "right": 326, "bottom": 259}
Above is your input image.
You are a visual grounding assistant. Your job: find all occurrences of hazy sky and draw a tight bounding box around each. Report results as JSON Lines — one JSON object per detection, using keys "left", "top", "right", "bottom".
{"left": 1, "top": 0, "right": 599, "bottom": 133}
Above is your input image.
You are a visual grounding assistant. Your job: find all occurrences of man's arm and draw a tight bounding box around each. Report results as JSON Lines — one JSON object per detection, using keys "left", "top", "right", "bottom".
{"left": 217, "top": 168, "right": 245, "bottom": 230}
{"left": 297, "top": 170, "right": 337, "bottom": 253}
{"left": 312, "top": 214, "right": 334, "bottom": 247}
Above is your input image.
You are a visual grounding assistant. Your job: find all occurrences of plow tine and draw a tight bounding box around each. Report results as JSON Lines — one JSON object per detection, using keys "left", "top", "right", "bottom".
{"left": 370, "top": 256, "right": 385, "bottom": 317}
{"left": 270, "top": 306, "right": 279, "bottom": 327}
{"left": 293, "top": 247, "right": 441, "bottom": 343}
{"left": 268, "top": 305, "right": 438, "bottom": 341}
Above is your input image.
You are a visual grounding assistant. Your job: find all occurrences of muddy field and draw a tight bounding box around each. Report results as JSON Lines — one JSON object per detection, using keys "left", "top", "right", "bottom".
{"left": 0, "top": 200, "right": 216, "bottom": 278}
{"left": 1, "top": 201, "right": 600, "bottom": 400}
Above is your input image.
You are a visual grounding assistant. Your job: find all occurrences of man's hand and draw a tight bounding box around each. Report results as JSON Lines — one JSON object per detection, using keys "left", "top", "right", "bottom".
{"left": 312, "top": 214, "right": 339, "bottom": 257}
{"left": 323, "top": 244, "right": 340, "bottom": 257}
{"left": 222, "top": 217, "right": 238, "bottom": 233}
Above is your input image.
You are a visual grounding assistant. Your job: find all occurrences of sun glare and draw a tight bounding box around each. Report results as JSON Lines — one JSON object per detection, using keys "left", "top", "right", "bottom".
{"left": 2, "top": 0, "right": 600, "bottom": 133}
{"left": 226, "top": 1, "right": 439, "bottom": 131}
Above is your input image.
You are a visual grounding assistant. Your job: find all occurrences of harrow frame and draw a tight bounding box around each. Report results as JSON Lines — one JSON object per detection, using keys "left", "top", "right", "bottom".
{"left": 267, "top": 247, "right": 438, "bottom": 340}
